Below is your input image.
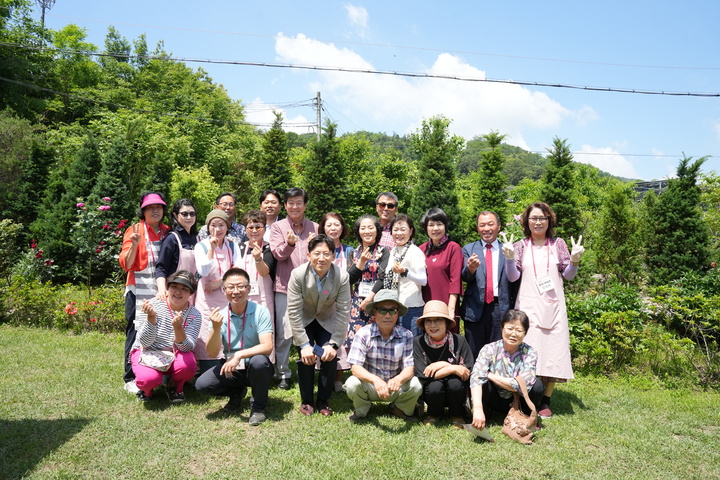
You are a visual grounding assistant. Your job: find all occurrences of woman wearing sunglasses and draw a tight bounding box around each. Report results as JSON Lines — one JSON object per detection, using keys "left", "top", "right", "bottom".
{"left": 156, "top": 199, "right": 199, "bottom": 301}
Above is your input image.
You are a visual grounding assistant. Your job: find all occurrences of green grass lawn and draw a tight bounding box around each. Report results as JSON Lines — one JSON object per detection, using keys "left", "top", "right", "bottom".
{"left": 1, "top": 325, "right": 719, "bottom": 480}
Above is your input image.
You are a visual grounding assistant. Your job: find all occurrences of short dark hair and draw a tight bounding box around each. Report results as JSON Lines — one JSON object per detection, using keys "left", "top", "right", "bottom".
{"left": 521, "top": 202, "right": 556, "bottom": 239}
{"left": 389, "top": 213, "right": 416, "bottom": 241}
{"left": 353, "top": 214, "right": 382, "bottom": 246}
{"left": 319, "top": 212, "right": 349, "bottom": 240}
{"left": 283, "top": 187, "right": 308, "bottom": 204}
{"left": 308, "top": 234, "right": 335, "bottom": 253}
{"left": 259, "top": 189, "right": 281, "bottom": 204}
{"left": 242, "top": 209, "right": 267, "bottom": 227}
{"left": 137, "top": 191, "right": 168, "bottom": 220}
{"left": 170, "top": 199, "right": 198, "bottom": 235}
{"left": 375, "top": 192, "right": 398, "bottom": 204}
{"left": 222, "top": 267, "right": 250, "bottom": 283}
{"left": 420, "top": 207, "right": 450, "bottom": 234}
{"left": 502, "top": 309, "right": 530, "bottom": 333}
{"left": 476, "top": 210, "right": 500, "bottom": 225}
{"left": 215, "top": 192, "right": 236, "bottom": 205}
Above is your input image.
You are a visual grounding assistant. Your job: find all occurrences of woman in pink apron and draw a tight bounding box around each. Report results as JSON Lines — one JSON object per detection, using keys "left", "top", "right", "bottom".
{"left": 156, "top": 199, "right": 199, "bottom": 302}
{"left": 238, "top": 209, "right": 276, "bottom": 362}
{"left": 502, "top": 202, "right": 585, "bottom": 419}
{"left": 194, "top": 209, "right": 243, "bottom": 373}
{"left": 319, "top": 212, "right": 355, "bottom": 391}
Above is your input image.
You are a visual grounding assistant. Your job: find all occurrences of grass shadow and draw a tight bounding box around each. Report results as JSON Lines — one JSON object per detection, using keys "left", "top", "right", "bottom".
{"left": 553, "top": 388, "right": 588, "bottom": 416}
{"left": 0, "top": 418, "right": 92, "bottom": 479}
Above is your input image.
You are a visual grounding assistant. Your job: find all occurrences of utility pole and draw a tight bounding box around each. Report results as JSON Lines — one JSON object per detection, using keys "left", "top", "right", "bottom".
{"left": 36, "top": 0, "right": 56, "bottom": 31}
{"left": 315, "top": 91, "right": 321, "bottom": 141}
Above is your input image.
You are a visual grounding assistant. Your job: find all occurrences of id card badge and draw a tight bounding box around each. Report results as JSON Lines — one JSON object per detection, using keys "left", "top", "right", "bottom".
{"left": 249, "top": 283, "right": 259, "bottom": 296}
{"left": 358, "top": 282, "right": 373, "bottom": 298}
{"left": 236, "top": 358, "right": 246, "bottom": 370}
{"left": 536, "top": 276, "right": 554, "bottom": 294}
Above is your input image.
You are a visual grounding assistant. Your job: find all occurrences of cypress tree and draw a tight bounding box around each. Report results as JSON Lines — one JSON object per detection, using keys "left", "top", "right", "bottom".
{"left": 540, "top": 137, "right": 582, "bottom": 239}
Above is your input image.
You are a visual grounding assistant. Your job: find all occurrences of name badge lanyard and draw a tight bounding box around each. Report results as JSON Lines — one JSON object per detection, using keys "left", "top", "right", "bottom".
{"left": 529, "top": 238, "right": 554, "bottom": 294}
{"left": 227, "top": 304, "right": 247, "bottom": 353}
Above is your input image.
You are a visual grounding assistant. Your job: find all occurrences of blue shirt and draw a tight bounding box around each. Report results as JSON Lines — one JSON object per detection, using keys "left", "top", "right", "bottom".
{"left": 212, "top": 301, "right": 272, "bottom": 364}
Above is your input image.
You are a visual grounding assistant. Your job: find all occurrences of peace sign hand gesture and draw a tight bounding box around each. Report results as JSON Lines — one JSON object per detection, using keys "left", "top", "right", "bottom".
{"left": 570, "top": 235, "right": 585, "bottom": 263}
{"left": 499, "top": 232, "right": 515, "bottom": 260}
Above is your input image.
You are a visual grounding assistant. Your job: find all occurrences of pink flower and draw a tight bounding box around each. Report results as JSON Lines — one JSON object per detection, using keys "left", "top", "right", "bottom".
{"left": 65, "top": 304, "right": 78, "bottom": 315}
{"left": 95, "top": 248, "right": 102, "bottom": 253}
{"left": 31, "top": 242, "right": 37, "bottom": 249}
{"left": 45, "top": 259, "right": 53, "bottom": 266}
{"left": 103, "top": 197, "right": 111, "bottom": 202}
{"left": 513, "top": 214, "right": 522, "bottom": 222}
{"left": 76, "top": 203, "right": 85, "bottom": 207}
{"left": 98, "top": 205, "right": 111, "bottom": 211}
{"left": 712, "top": 262, "right": 717, "bottom": 268}
{"left": 35, "top": 251, "right": 43, "bottom": 259}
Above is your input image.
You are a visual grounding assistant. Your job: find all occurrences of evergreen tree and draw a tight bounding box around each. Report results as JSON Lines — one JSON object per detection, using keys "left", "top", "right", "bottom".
{"left": 257, "top": 111, "right": 293, "bottom": 197}
{"left": 472, "top": 130, "right": 508, "bottom": 224}
{"left": 302, "top": 121, "right": 346, "bottom": 222}
{"left": 540, "top": 137, "right": 582, "bottom": 239}
{"left": 408, "top": 115, "right": 464, "bottom": 240}
{"left": 90, "top": 136, "right": 133, "bottom": 223}
{"left": 647, "top": 156, "right": 710, "bottom": 284}
{"left": 32, "top": 133, "right": 102, "bottom": 282}
{"left": 593, "top": 182, "right": 645, "bottom": 284}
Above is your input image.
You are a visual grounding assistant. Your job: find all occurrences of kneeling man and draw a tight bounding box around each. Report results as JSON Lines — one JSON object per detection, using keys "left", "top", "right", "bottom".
{"left": 343, "top": 289, "right": 422, "bottom": 422}
{"left": 196, "top": 268, "right": 274, "bottom": 426}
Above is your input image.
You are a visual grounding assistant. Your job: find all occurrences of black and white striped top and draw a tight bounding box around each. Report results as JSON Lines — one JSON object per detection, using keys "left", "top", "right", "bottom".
{"left": 134, "top": 298, "right": 202, "bottom": 352}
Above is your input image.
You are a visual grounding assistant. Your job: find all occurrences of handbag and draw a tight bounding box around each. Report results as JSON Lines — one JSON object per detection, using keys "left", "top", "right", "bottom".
{"left": 138, "top": 349, "right": 175, "bottom": 372}
{"left": 501, "top": 376, "right": 538, "bottom": 445}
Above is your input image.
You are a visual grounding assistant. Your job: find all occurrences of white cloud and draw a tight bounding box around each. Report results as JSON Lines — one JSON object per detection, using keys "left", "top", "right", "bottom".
{"left": 345, "top": 4, "right": 368, "bottom": 30}
{"left": 243, "top": 98, "right": 315, "bottom": 135}
{"left": 575, "top": 144, "right": 642, "bottom": 179}
{"left": 273, "top": 33, "right": 592, "bottom": 145}
{"left": 714, "top": 121, "right": 720, "bottom": 141}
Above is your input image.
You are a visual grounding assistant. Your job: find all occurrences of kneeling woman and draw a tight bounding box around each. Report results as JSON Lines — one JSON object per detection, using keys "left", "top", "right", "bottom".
{"left": 413, "top": 300, "right": 474, "bottom": 426}
{"left": 470, "top": 309, "right": 544, "bottom": 429}
{"left": 131, "top": 270, "right": 203, "bottom": 403}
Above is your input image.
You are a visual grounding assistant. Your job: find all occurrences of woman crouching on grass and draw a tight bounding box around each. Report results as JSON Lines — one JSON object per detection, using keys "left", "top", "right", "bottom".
{"left": 130, "top": 270, "right": 203, "bottom": 403}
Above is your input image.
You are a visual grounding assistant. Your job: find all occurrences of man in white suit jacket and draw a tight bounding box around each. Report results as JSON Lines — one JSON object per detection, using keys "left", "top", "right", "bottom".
{"left": 287, "top": 235, "right": 351, "bottom": 416}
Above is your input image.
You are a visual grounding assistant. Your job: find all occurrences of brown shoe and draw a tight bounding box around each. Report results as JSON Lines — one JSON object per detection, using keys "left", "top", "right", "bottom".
{"left": 422, "top": 415, "right": 439, "bottom": 426}
{"left": 300, "top": 403, "right": 315, "bottom": 416}
{"left": 317, "top": 401, "right": 333, "bottom": 416}
{"left": 389, "top": 404, "right": 417, "bottom": 422}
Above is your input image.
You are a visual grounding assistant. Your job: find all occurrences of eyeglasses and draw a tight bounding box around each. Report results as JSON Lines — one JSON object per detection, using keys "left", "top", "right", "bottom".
{"left": 178, "top": 211, "right": 196, "bottom": 217}
{"left": 310, "top": 251, "right": 333, "bottom": 259}
{"left": 246, "top": 225, "right": 264, "bottom": 231}
{"left": 224, "top": 284, "right": 250, "bottom": 292}
{"left": 375, "top": 307, "right": 398, "bottom": 315}
{"left": 218, "top": 202, "right": 235, "bottom": 208}
{"left": 377, "top": 202, "right": 397, "bottom": 209}
{"left": 528, "top": 216, "right": 548, "bottom": 223}
{"left": 503, "top": 326, "right": 526, "bottom": 334}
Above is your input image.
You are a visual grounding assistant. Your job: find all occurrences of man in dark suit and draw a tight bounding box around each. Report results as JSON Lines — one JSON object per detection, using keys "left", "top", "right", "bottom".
{"left": 461, "top": 211, "right": 516, "bottom": 360}
{"left": 287, "top": 234, "right": 351, "bottom": 416}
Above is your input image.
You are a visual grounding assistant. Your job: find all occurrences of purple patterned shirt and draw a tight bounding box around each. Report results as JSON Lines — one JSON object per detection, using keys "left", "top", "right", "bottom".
{"left": 347, "top": 322, "right": 414, "bottom": 381}
{"left": 470, "top": 339, "right": 538, "bottom": 398}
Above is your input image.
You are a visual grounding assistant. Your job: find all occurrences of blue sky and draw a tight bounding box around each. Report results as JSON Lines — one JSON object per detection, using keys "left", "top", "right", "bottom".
{"left": 39, "top": 1, "right": 720, "bottom": 180}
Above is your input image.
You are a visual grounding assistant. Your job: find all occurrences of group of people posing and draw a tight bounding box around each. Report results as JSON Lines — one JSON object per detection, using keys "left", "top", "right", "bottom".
{"left": 119, "top": 188, "right": 585, "bottom": 429}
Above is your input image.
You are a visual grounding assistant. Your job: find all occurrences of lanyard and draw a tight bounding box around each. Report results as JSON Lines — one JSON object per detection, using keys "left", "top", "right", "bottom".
{"left": 528, "top": 238, "right": 550, "bottom": 277}
{"left": 226, "top": 304, "right": 247, "bottom": 351}
{"left": 215, "top": 239, "right": 231, "bottom": 275}
{"left": 165, "top": 299, "right": 189, "bottom": 329}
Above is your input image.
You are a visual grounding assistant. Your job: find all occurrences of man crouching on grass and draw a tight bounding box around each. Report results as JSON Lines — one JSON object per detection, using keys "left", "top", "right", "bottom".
{"left": 195, "top": 268, "right": 274, "bottom": 426}
{"left": 343, "top": 289, "right": 422, "bottom": 423}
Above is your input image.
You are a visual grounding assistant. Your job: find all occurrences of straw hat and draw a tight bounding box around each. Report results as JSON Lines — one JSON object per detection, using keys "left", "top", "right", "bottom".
{"left": 416, "top": 300, "right": 456, "bottom": 331}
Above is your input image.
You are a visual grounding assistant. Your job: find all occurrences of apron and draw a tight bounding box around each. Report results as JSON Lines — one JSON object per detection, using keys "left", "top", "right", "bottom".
{"left": 194, "top": 239, "right": 235, "bottom": 360}
{"left": 134, "top": 223, "right": 164, "bottom": 326}
{"left": 240, "top": 242, "right": 275, "bottom": 363}
{"left": 516, "top": 238, "right": 573, "bottom": 380}
{"left": 172, "top": 231, "right": 197, "bottom": 304}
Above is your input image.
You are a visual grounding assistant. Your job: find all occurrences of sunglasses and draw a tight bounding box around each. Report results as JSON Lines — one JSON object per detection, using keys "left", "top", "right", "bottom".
{"left": 178, "top": 211, "right": 196, "bottom": 217}
{"left": 377, "top": 202, "right": 397, "bottom": 209}
{"left": 375, "top": 307, "right": 398, "bottom": 315}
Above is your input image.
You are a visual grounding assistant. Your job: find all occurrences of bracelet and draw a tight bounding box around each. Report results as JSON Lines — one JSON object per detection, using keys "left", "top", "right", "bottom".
{"left": 254, "top": 258, "right": 262, "bottom": 263}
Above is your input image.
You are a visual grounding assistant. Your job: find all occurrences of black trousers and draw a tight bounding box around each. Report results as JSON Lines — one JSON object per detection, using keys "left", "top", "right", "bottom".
{"left": 482, "top": 379, "right": 545, "bottom": 416}
{"left": 123, "top": 291, "right": 136, "bottom": 383}
{"left": 422, "top": 376, "right": 468, "bottom": 417}
{"left": 195, "top": 355, "right": 273, "bottom": 411}
{"left": 295, "top": 320, "right": 337, "bottom": 405}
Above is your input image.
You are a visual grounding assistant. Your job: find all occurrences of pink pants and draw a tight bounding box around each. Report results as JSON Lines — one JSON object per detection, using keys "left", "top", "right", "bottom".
{"left": 130, "top": 349, "right": 197, "bottom": 397}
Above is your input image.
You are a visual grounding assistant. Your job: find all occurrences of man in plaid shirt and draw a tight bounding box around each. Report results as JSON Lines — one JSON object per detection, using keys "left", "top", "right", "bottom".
{"left": 343, "top": 289, "right": 422, "bottom": 422}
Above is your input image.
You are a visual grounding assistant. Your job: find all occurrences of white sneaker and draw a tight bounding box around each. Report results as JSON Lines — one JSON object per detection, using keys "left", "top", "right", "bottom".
{"left": 124, "top": 380, "right": 140, "bottom": 394}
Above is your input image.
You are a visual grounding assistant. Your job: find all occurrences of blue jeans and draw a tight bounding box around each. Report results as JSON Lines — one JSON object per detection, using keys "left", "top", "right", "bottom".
{"left": 400, "top": 306, "right": 424, "bottom": 337}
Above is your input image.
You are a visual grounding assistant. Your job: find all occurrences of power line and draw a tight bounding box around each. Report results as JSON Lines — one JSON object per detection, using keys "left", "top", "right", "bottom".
{"left": 3, "top": 42, "right": 719, "bottom": 98}
{"left": 45, "top": 13, "right": 720, "bottom": 72}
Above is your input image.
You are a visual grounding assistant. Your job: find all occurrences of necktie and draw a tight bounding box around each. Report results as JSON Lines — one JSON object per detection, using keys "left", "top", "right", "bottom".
{"left": 485, "top": 244, "right": 494, "bottom": 304}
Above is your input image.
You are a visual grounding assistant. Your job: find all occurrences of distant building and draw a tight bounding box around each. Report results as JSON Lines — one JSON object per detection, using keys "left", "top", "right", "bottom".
{"left": 634, "top": 180, "right": 668, "bottom": 197}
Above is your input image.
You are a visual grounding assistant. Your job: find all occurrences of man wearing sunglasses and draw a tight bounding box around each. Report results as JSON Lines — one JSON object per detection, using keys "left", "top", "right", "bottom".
{"left": 375, "top": 192, "right": 399, "bottom": 249}
{"left": 343, "top": 289, "right": 422, "bottom": 423}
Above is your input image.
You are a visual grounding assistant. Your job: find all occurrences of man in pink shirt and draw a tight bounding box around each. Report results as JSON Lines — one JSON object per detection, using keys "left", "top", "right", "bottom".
{"left": 269, "top": 187, "right": 319, "bottom": 389}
